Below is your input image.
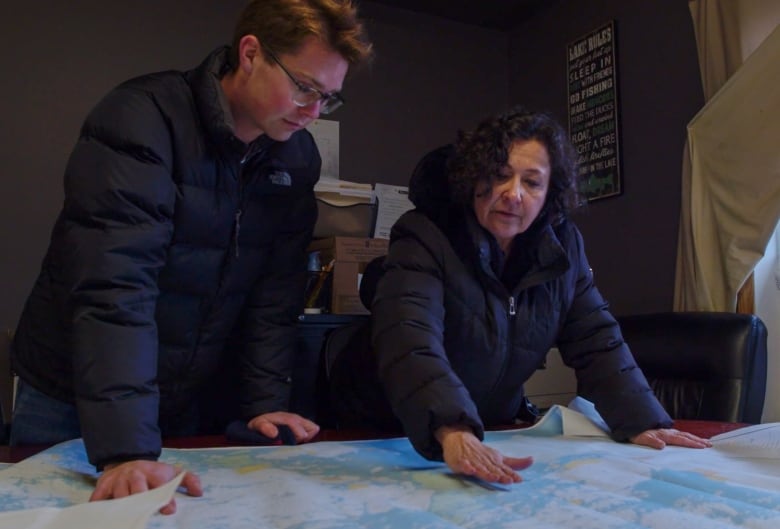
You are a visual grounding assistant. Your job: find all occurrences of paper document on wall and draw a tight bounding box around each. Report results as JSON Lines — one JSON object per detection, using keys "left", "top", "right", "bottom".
{"left": 373, "top": 183, "right": 414, "bottom": 239}
{"left": 306, "top": 119, "right": 339, "bottom": 179}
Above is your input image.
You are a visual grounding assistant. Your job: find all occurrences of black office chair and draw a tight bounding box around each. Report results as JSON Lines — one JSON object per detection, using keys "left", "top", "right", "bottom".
{"left": 617, "top": 312, "right": 768, "bottom": 424}
{"left": 318, "top": 255, "right": 388, "bottom": 428}
{"left": 322, "top": 255, "right": 384, "bottom": 378}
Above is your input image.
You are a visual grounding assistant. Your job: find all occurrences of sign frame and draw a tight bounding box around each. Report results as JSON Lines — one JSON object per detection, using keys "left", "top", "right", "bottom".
{"left": 567, "top": 20, "right": 622, "bottom": 202}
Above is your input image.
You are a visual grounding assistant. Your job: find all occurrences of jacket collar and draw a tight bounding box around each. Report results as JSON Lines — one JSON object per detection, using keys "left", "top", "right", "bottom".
{"left": 465, "top": 210, "right": 570, "bottom": 291}
{"left": 187, "top": 46, "right": 265, "bottom": 156}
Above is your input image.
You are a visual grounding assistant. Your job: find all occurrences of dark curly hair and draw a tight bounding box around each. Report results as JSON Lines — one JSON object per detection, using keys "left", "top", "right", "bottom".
{"left": 448, "top": 106, "right": 581, "bottom": 226}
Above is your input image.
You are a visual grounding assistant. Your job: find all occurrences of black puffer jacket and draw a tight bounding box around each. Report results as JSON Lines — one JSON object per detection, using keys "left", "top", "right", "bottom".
{"left": 12, "top": 47, "right": 320, "bottom": 468}
{"left": 370, "top": 150, "right": 671, "bottom": 461}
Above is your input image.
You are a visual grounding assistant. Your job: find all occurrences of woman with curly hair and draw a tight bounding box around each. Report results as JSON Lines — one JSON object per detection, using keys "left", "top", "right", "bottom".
{"left": 330, "top": 106, "right": 710, "bottom": 485}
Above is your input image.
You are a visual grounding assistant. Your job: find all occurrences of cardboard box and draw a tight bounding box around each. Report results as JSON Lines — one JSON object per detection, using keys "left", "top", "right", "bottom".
{"left": 307, "top": 237, "right": 388, "bottom": 314}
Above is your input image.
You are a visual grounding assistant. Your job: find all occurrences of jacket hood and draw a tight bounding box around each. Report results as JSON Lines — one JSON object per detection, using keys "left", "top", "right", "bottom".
{"left": 408, "top": 144, "right": 456, "bottom": 216}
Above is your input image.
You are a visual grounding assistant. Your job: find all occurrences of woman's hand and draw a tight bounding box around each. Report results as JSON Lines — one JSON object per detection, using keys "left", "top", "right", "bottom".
{"left": 92, "top": 460, "right": 202, "bottom": 515}
{"left": 435, "top": 425, "right": 533, "bottom": 484}
{"left": 630, "top": 428, "right": 713, "bottom": 449}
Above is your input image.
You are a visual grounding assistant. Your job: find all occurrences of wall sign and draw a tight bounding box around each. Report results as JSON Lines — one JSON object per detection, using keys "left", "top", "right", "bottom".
{"left": 567, "top": 20, "right": 622, "bottom": 201}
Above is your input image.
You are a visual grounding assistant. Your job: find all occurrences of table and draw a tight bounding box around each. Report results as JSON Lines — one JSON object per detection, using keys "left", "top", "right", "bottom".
{"left": 1, "top": 408, "right": 777, "bottom": 529}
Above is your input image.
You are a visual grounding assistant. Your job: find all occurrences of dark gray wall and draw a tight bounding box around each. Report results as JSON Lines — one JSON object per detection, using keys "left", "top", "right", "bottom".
{"left": 0, "top": 0, "right": 701, "bottom": 330}
{"left": 508, "top": 0, "right": 703, "bottom": 315}
{"left": 0, "top": 0, "right": 245, "bottom": 333}
{"left": 328, "top": 2, "right": 510, "bottom": 185}
{"left": 0, "top": 1, "right": 508, "bottom": 331}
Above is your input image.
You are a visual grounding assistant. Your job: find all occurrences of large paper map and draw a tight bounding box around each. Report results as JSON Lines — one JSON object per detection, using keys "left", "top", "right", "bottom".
{"left": 1, "top": 406, "right": 779, "bottom": 529}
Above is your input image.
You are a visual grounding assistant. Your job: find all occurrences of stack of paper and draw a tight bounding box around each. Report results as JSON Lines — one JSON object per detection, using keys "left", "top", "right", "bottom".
{"left": 314, "top": 177, "right": 375, "bottom": 206}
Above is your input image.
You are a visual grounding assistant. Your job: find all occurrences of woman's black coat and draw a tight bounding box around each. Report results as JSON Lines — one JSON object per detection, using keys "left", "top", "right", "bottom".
{"left": 364, "top": 147, "right": 672, "bottom": 461}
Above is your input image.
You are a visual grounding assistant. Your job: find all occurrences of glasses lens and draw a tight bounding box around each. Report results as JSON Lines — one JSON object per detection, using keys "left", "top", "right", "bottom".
{"left": 320, "top": 95, "right": 343, "bottom": 115}
{"left": 291, "top": 86, "right": 319, "bottom": 106}
{"left": 289, "top": 82, "right": 344, "bottom": 114}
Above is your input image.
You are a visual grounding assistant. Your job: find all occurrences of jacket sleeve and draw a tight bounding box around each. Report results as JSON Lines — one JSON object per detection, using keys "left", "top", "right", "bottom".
{"left": 62, "top": 86, "right": 176, "bottom": 468}
{"left": 371, "top": 214, "right": 483, "bottom": 461}
{"left": 237, "top": 145, "right": 320, "bottom": 420}
{"left": 555, "top": 224, "right": 672, "bottom": 441}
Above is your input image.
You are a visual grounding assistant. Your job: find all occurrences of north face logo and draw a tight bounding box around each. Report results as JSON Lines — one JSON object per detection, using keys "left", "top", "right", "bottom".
{"left": 269, "top": 171, "right": 292, "bottom": 186}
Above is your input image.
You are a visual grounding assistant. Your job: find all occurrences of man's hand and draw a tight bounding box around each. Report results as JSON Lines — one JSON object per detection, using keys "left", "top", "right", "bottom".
{"left": 436, "top": 425, "right": 533, "bottom": 484}
{"left": 91, "top": 460, "right": 203, "bottom": 515}
{"left": 630, "top": 428, "right": 713, "bottom": 449}
{"left": 248, "top": 411, "right": 320, "bottom": 443}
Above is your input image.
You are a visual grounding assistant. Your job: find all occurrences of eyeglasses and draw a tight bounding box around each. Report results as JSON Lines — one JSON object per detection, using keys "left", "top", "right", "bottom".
{"left": 264, "top": 48, "right": 345, "bottom": 115}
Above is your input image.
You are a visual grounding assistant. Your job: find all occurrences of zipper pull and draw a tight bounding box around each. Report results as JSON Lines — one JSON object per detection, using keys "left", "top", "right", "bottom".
{"left": 508, "top": 296, "right": 516, "bottom": 316}
{"left": 234, "top": 209, "right": 242, "bottom": 258}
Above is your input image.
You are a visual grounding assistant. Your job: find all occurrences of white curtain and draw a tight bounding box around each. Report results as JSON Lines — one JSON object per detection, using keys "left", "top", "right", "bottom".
{"left": 674, "top": 1, "right": 780, "bottom": 311}
{"left": 675, "top": 0, "right": 780, "bottom": 422}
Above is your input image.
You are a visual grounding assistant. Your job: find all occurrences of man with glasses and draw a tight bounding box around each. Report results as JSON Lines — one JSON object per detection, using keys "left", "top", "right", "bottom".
{"left": 263, "top": 47, "right": 346, "bottom": 115}
{"left": 10, "top": 0, "right": 372, "bottom": 513}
